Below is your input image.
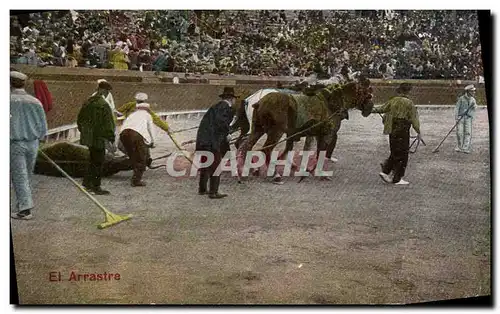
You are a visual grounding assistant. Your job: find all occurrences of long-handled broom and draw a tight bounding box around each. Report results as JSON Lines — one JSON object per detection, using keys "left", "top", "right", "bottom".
{"left": 432, "top": 118, "right": 462, "bottom": 153}
{"left": 432, "top": 103, "right": 474, "bottom": 153}
{"left": 38, "top": 149, "right": 132, "bottom": 229}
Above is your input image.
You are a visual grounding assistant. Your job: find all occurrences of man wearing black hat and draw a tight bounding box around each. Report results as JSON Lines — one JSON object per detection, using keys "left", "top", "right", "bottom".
{"left": 372, "top": 83, "right": 421, "bottom": 185}
{"left": 196, "top": 87, "right": 236, "bottom": 199}
{"left": 77, "top": 80, "right": 116, "bottom": 194}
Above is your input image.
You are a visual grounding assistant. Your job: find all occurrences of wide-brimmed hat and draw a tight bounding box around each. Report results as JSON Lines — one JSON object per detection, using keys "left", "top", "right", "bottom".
{"left": 219, "top": 87, "right": 238, "bottom": 98}
{"left": 396, "top": 82, "right": 412, "bottom": 94}
{"left": 464, "top": 84, "right": 476, "bottom": 91}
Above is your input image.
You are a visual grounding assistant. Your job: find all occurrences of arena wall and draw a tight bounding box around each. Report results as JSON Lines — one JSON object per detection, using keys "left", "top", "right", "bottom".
{"left": 13, "top": 65, "right": 487, "bottom": 129}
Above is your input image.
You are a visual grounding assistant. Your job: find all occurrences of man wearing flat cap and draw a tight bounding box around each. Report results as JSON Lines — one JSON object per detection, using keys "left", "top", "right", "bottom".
{"left": 195, "top": 87, "right": 236, "bottom": 199}
{"left": 372, "top": 83, "right": 421, "bottom": 185}
{"left": 455, "top": 84, "right": 478, "bottom": 153}
{"left": 119, "top": 96, "right": 155, "bottom": 187}
{"left": 10, "top": 71, "right": 48, "bottom": 220}
{"left": 116, "top": 92, "right": 171, "bottom": 138}
{"left": 77, "top": 79, "right": 116, "bottom": 195}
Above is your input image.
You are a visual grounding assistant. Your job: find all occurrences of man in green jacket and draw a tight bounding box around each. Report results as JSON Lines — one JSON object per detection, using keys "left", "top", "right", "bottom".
{"left": 77, "top": 80, "right": 116, "bottom": 195}
{"left": 372, "top": 83, "right": 421, "bottom": 185}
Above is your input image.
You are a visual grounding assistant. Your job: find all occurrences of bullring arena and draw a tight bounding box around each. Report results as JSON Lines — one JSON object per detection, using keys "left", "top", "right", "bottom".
{"left": 11, "top": 66, "right": 490, "bottom": 304}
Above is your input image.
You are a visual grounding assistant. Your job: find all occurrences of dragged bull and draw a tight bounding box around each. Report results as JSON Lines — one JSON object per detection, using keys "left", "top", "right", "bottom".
{"left": 34, "top": 142, "right": 162, "bottom": 178}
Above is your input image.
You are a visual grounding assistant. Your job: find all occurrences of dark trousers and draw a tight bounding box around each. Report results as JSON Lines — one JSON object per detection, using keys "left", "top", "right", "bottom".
{"left": 120, "top": 129, "right": 150, "bottom": 184}
{"left": 199, "top": 151, "right": 223, "bottom": 194}
{"left": 83, "top": 146, "right": 105, "bottom": 189}
{"left": 381, "top": 119, "right": 411, "bottom": 183}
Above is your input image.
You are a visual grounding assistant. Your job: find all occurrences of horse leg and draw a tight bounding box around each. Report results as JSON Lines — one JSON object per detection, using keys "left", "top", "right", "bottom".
{"left": 303, "top": 136, "right": 315, "bottom": 151}
{"left": 299, "top": 134, "right": 324, "bottom": 181}
{"left": 235, "top": 112, "right": 251, "bottom": 149}
{"left": 326, "top": 117, "right": 342, "bottom": 163}
{"left": 234, "top": 127, "right": 249, "bottom": 150}
{"left": 325, "top": 132, "right": 338, "bottom": 163}
{"left": 316, "top": 134, "right": 333, "bottom": 181}
{"left": 277, "top": 138, "right": 299, "bottom": 171}
{"left": 302, "top": 134, "right": 327, "bottom": 172}
{"left": 262, "top": 129, "right": 285, "bottom": 185}
{"left": 236, "top": 130, "right": 264, "bottom": 181}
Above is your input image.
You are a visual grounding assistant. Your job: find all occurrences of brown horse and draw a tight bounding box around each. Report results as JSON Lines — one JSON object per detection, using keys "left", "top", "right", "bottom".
{"left": 236, "top": 76, "right": 374, "bottom": 183}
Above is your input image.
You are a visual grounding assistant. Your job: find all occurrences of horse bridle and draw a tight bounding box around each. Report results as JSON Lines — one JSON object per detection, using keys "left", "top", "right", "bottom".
{"left": 330, "top": 81, "right": 372, "bottom": 114}
{"left": 353, "top": 82, "right": 373, "bottom": 112}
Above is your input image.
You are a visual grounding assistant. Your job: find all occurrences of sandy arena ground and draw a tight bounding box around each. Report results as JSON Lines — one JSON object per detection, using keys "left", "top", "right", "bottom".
{"left": 11, "top": 107, "right": 490, "bottom": 304}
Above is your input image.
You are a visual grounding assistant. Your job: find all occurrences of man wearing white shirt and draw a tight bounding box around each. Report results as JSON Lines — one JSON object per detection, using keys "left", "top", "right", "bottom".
{"left": 119, "top": 96, "right": 155, "bottom": 187}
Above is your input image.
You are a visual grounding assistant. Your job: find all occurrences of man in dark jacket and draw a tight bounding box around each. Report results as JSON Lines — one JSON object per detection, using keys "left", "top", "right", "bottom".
{"left": 77, "top": 80, "right": 116, "bottom": 194}
{"left": 196, "top": 87, "right": 236, "bottom": 199}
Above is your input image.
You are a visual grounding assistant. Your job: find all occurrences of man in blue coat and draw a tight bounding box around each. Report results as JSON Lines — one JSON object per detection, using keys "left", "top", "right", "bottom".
{"left": 10, "top": 70, "right": 48, "bottom": 220}
{"left": 455, "top": 84, "right": 478, "bottom": 153}
{"left": 196, "top": 87, "right": 236, "bottom": 199}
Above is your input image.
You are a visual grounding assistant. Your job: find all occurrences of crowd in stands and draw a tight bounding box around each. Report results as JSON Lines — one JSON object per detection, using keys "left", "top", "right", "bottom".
{"left": 10, "top": 10, "right": 483, "bottom": 81}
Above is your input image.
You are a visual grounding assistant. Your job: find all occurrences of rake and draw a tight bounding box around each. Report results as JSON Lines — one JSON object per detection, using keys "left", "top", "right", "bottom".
{"left": 38, "top": 149, "right": 132, "bottom": 229}
{"left": 432, "top": 118, "right": 462, "bottom": 153}
{"left": 432, "top": 103, "right": 474, "bottom": 153}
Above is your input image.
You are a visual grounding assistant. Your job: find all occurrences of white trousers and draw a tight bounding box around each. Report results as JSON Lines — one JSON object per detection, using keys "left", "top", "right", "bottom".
{"left": 456, "top": 117, "right": 473, "bottom": 152}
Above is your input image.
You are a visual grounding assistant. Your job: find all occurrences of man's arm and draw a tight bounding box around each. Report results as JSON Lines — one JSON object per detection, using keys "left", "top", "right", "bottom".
{"left": 34, "top": 102, "right": 48, "bottom": 141}
{"left": 117, "top": 101, "right": 136, "bottom": 116}
{"left": 454, "top": 96, "right": 462, "bottom": 120}
{"left": 149, "top": 109, "right": 170, "bottom": 133}
{"left": 98, "top": 102, "right": 116, "bottom": 142}
{"left": 467, "top": 97, "right": 478, "bottom": 119}
{"left": 76, "top": 102, "right": 87, "bottom": 132}
{"left": 372, "top": 101, "right": 390, "bottom": 114}
{"left": 215, "top": 105, "right": 233, "bottom": 136}
{"left": 147, "top": 117, "right": 155, "bottom": 147}
{"left": 410, "top": 103, "right": 421, "bottom": 134}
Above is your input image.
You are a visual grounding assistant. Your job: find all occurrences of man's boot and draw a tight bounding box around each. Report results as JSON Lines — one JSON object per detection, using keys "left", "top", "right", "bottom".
{"left": 208, "top": 175, "right": 227, "bottom": 199}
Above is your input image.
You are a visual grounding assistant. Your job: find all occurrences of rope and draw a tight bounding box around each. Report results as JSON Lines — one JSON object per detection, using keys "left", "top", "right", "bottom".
{"left": 409, "top": 136, "right": 420, "bottom": 154}
{"left": 151, "top": 152, "right": 173, "bottom": 161}
{"left": 166, "top": 129, "right": 194, "bottom": 164}
{"left": 257, "top": 107, "right": 344, "bottom": 152}
{"left": 172, "top": 126, "right": 199, "bottom": 134}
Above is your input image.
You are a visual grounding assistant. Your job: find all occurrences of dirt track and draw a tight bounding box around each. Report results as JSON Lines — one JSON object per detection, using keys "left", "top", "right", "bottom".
{"left": 11, "top": 107, "right": 490, "bottom": 304}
